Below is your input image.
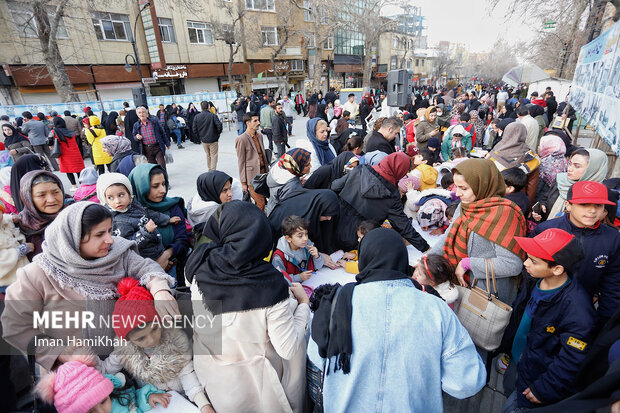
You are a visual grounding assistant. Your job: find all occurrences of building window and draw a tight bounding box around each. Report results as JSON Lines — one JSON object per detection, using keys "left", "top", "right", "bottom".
{"left": 9, "top": 2, "right": 69, "bottom": 39}
{"left": 187, "top": 21, "right": 213, "bottom": 44}
{"left": 303, "top": 0, "right": 314, "bottom": 21}
{"left": 334, "top": 28, "right": 365, "bottom": 56}
{"left": 415, "top": 58, "right": 419, "bottom": 66}
{"left": 407, "top": 59, "right": 412, "bottom": 69}
{"left": 323, "top": 36, "right": 333, "bottom": 50}
{"left": 408, "top": 39, "right": 413, "bottom": 49}
{"left": 421, "top": 59, "right": 425, "bottom": 67}
{"left": 246, "top": 0, "right": 275, "bottom": 11}
{"left": 262, "top": 26, "right": 278, "bottom": 46}
{"left": 158, "top": 17, "right": 176, "bottom": 43}
{"left": 290, "top": 59, "right": 304, "bottom": 71}
{"left": 92, "top": 12, "right": 131, "bottom": 41}
{"left": 393, "top": 36, "right": 399, "bottom": 49}
{"left": 306, "top": 34, "right": 316, "bottom": 48}
{"left": 390, "top": 56, "right": 397, "bottom": 70}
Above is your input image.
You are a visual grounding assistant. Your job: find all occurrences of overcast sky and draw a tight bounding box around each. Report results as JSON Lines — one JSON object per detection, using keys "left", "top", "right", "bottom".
{"left": 387, "top": 0, "right": 540, "bottom": 52}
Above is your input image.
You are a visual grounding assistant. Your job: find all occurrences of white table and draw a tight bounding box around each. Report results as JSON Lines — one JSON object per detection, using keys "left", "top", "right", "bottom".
{"left": 303, "top": 221, "right": 443, "bottom": 290}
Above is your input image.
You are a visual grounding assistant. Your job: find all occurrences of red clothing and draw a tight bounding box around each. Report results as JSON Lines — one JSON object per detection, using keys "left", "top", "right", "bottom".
{"left": 54, "top": 131, "right": 85, "bottom": 173}
{"left": 406, "top": 122, "right": 416, "bottom": 143}
{"left": 271, "top": 249, "right": 315, "bottom": 283}
{"left": 531, "top": 98, "right": 547, "bottom": 107}
{"left": 462, "top": 123, "right": 476, "bottom": 147}
{"left": 0, "top": 142, "right": 4, "bottom": 150}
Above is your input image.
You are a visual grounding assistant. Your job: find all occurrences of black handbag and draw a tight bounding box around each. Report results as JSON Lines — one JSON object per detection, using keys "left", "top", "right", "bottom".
{"left": 251, "top": 173, "right": 270, "bottom": 198}
{"left": 51, "top": 138, "right": 62, "bottom": 158}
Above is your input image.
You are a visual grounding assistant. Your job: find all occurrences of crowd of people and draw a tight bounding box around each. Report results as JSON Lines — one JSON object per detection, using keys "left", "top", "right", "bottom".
{"left": 0, "top": 81, "right": 618, "bottom": 413}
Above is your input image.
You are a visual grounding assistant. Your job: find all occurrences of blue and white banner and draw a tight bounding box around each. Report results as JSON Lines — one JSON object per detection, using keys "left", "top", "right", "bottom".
{"left": 0, "top": 91, "right": 237, "bottom": 119}
{"left": 570, "top": 20, "right": 620, "bottom": 155}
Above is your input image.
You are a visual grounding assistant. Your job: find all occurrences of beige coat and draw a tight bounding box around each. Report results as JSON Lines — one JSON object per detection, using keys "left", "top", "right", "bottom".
{"left": 0, "top": 215, "right": 29, "bottom": 287}
{"left": 414, "top": 119, "right": 439, "bottom": 149}
{"left": 191, "top": 280, "right": 310, "bottom": 413}
{"left": 235, "top": 130, "right": 269, "bottom": 185}
{"left": 1, "top": 262, "right": 170, "bottom": 371}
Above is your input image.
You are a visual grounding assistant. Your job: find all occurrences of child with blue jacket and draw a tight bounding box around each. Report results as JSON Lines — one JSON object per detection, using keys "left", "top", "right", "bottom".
{"left": 501, "top": 228, "right": 597, "bottom": 412}
{"left": 530, "top": 181, "right": 620, "bottom": 325}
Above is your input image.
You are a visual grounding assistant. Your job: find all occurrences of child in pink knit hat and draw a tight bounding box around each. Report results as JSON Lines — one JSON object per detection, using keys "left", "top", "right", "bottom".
{"left": 99, "top": 278, "right": 215, "bottom": 413}
{"left": 35, "top": 355, "right": 169, "bottom": 413}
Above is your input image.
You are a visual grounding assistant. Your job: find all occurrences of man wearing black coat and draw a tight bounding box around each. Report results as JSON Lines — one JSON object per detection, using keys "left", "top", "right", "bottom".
{"left": 123, "top": 103, "right": 140, "bottom": 153}
{"left": 193, "top": 101, "right": 223, "bottom": 171}
{"left": 365, "top": 117, "right": 402, "bottom": 154}
{"left": 272, "top": 102, "right": 288, "bottom": 159}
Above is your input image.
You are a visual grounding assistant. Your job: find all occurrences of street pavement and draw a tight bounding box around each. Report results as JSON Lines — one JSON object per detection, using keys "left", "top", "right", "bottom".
{"left": 54, "top": 112, "right": 309, "bottom": 202}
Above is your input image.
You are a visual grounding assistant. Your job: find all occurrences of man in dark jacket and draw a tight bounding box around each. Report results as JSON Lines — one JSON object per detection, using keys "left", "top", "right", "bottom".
{"left": 545, "top": 91, "right": 558, "bottom": 125}
{"left": 530, "top": 181, "right": 620, "bottom": 325}
{"left": 132, "top": 106, "right": 170, "bottom": 170}
{"left": 123, "top": 103, "right": 141, "bottom": 153}
{"left": 193, "top": 101, "right": 223, "bottom": 171}
{"left": 330, "top": 163, "right": 429, "bottom": 252}
{"left": 234, "top": 97, "right": 248, "bottom": 135}
{"left": 359, "top": 99, "right": 371, "bottom": 134}
{"left": 272, "top": 102, "right": 288, "bottom": 159}
{"left": 365, "top": 116, "right": 402, "bottom": 154}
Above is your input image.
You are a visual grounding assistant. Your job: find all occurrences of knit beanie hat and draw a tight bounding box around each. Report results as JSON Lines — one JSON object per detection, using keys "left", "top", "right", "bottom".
{"left": 427, "top": 137, "right": 440, "bottom": 149}
{"left": 78, "top": 167, "right": 99, "bottom": 186}
{"left": 113, "top": 277, "right": 158, "bottom": 340}
{"left": 36, "top": 358, "right": 113, "bottom": 413}
{"left": 398, "top": 172, "right": 421, "bottom": 192}
{"left": 97, "top": 172, "right": 133, "bottom": 205}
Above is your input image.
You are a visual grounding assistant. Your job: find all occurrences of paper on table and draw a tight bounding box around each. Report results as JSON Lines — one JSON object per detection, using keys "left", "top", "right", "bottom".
{"left": 329, "top": 250, "right": 345, "bottom": 262}
{"left": 304, "top": 222, "right": 444, "bottom": 290}
{"left": 149, "top": 391, "right": 200, "bottom": 413}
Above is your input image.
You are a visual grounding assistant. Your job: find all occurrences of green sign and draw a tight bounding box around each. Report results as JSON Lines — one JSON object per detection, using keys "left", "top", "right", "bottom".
{"left": 543, "top": 20, "right": 556, "bottom": 30}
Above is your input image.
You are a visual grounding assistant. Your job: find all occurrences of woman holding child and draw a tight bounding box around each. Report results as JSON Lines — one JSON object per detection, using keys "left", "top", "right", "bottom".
{"left": 186, "top": 201, "right": 310, "bottom": 413}
{"left": 129, "top": 163, "right": 190, "bottom": 278}
{"left": 430, "top": 159, "right": 527, "bottom": 303}
{"left": 2, "top": 202, "right": 178, "bottom": 371}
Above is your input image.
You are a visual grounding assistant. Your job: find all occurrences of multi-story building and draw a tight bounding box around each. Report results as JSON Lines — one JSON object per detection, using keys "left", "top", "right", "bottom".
{"left": 0, "top": 0, "right": 325, "bottom": 104}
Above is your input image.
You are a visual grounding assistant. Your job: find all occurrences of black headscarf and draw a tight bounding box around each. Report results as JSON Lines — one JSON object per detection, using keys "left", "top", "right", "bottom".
{"left": 311, "top": 228, "right": 410, "bottom": 374}
{"left": 2, "top": 123, "right": 30, "bottom": 146}
{"left": 10, "top": 154, "right": 49, "bottom": 212}
{"left": 52, "top": 116, "right": 75, "bottom": 143}
{"left": 316, "top": 103, "right": 328, "bottom": 122}
{"left": 196, "top": 171, "right": 232, "bottom": 203}
{"left": 103, "top": 111, "right": 119, "bottom": 136}
{"left": 269, "top": 188, "right": 339, "bottom": 253}
{"left": 184, "top": 201, "right": 289, "bottom": 315}
{"left": 304, "top": 152, "right": 355, "bottom": 189}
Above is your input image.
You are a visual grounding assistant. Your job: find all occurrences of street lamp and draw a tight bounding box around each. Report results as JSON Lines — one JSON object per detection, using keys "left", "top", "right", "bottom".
{"left": 124, "top": 2, "right": 150, "bottom": 88}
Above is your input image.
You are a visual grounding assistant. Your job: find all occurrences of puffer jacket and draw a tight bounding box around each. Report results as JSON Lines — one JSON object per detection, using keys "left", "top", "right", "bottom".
{"left": 86, "top": 127, "right": 113, "bottom": 165}
{"left": 331, "top": 165, "right": 429, "bottom": 252}
{"left": 110, "top": 201, "right": 170, "bottom": 261}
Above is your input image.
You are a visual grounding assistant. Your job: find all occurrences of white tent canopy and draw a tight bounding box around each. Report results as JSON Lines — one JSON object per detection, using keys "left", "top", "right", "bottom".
{"left": 502, "top": 63, "right": 550, "bottom": 87}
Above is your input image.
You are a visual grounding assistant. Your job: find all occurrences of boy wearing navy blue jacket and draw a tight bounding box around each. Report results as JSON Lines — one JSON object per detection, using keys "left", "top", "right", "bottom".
{"left": 530, "top": 181, "right": 620, "bottom": 325}
{"left": 502, "top": 228, "right": 597, "bottom": 412}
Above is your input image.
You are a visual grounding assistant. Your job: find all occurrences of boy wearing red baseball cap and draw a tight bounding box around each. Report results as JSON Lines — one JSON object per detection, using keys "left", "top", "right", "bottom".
{"left": 529, "top": 181, "right": 620, "bottom": 325}
{"left": 501, "top": 228, "right": 597, "bottom": 412}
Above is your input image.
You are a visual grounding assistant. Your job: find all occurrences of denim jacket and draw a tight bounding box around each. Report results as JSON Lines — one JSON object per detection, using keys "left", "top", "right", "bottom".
{"left": 308, "top": 279, "right": 486, "bottom": 412}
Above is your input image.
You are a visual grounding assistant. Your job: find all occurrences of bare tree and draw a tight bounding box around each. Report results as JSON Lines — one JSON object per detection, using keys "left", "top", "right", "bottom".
{"left": 294, "top": 0, "right": 343, "bottom": 92}
{"left": 432, "top": 49, "right": 456, "bottom": 81}
{"left": 344, "top": 0, "right": 397, "bottom": 88}
{"left": 16, "top": 0, "right": 78, "bottom": 102}
{"left": 211, "top": 0, "right": 246, "bottom": 92}
{"left": 260, "top": 1, "right": 300, "bottom": 96}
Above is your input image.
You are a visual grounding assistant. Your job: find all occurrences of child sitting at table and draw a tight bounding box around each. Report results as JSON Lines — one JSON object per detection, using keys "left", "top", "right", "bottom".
{"left": 340, "top": 220, "right": 380, "bottom": 274}
{"left": 413, "top": 149, "right": 439, "bottom": 191}
{"left": 271, "top": 215, "right": 325, "bottom": 284}
{"left": 413, "top": 254, "right": 459, "bottom": 308}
